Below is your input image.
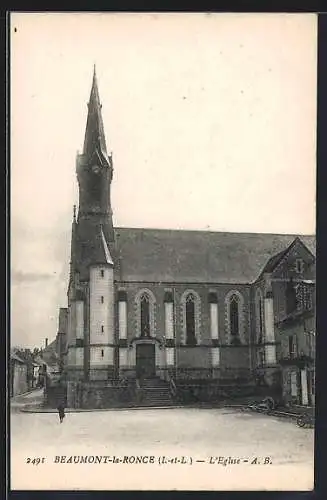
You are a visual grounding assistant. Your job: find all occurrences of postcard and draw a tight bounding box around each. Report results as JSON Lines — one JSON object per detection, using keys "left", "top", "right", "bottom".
{"left": 10, "top": 12, "right": 316, "bottom": 491}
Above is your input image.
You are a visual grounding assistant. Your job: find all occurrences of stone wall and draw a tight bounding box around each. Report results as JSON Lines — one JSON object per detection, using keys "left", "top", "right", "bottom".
{"left": 45, "top": 384, "right": 67, "bottom": 408}
{"left": 67, "top": 380, "right": 137, "bottom": 409}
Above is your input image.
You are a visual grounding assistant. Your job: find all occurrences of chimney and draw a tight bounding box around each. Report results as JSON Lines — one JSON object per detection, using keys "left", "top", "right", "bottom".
{"left": 45, "top": 338, "right": 48, "bottom": 348}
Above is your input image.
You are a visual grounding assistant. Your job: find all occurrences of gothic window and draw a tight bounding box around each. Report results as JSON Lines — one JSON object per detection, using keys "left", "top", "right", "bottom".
{"left": 180, "top": 290, "right": 201, "bottom": 345}
{"left": 135, "top": 289, "right": 156, "bottom": 338}
{"left": 230, "top": 295, "right": 239, "bottom": 336}
{"left": 186, "top": 293, "right": 197, "bottom": 346}
{"left": 225, "top": 290, "right": 244, "bottom": 344}
{"left": 140, "top": 293, "right": 150, "bottom": 337}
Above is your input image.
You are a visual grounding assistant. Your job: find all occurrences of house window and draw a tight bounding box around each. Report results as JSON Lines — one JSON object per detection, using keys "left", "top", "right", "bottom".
{"left": 100, "top": 269, "right": 104, "bottom": 278}
{"left": 101, "top": 325, "right": 104, "bottom": 333}
{"left": 101, "top": 349, "right": 104, "bottom": 357}
{"left": 295, "top": 259, "right": 304, "bottom": 274}
{"left": 140, "top": 293, "right": 150, "bottom": 337}
{"left": 101, "top": 296, "right": 104, "bottom": 304}
{"left": 289, "top": 335, "right": 298, "bottom": 358}
{"left": 186, "top": 293, "right": 197, "bottom": 345}
{"left": 258, "top": 348, "right": 265, "bottom": 367}
{"left": 305, "top": 330, "right": 315, "bottom": 358}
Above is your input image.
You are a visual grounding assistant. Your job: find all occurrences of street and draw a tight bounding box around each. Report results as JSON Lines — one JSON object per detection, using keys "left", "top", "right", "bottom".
{"left": 11, "top": 400, "right": 314, "bottom": 490}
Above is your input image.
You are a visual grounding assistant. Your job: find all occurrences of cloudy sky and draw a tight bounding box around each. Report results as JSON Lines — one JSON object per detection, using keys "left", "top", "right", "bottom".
{"left": 11, "top": 13, "right": 317, "bottom": 348}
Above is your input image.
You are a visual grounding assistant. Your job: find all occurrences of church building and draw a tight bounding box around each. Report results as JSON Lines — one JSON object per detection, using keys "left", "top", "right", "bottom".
{"left": 57, "top": 68, "right": 315, "bottom": 407}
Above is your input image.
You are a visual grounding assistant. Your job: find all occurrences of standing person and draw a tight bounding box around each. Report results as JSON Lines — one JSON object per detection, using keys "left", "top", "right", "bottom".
{"left": 57, "top": 403, "right": 65, "bottom": 423}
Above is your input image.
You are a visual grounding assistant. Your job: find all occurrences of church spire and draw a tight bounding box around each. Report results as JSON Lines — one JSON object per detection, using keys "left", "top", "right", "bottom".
{"left": 76, "top": 68, "right": 115, "bottom": 246}
{"left": 83, "top": 65, "right": 108, "bottom": 162}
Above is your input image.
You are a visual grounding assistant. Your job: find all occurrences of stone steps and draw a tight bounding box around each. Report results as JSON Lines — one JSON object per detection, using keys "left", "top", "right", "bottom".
{"left": 137, "top": 378, "right": 173, "bottom": 407}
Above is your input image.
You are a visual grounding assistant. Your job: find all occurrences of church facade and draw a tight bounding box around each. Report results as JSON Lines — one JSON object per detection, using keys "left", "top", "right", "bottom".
{"left": 57, "top": 69, "right": 315, "bottom": 405}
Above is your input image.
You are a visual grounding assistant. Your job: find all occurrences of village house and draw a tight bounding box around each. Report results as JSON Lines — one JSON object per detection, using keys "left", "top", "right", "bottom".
{"left": 276, "top": 269, "right": 315, "bottom": 406}
{"left": 10, "top": 352, "right": 28, "bottom": 397}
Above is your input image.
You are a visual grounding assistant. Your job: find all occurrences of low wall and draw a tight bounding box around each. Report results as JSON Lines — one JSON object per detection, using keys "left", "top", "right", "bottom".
{"left": 45, "top": 384, "right": 67, "bottom": 408}
{"left": 67, "top": 381, "right": 137, "bottom": 409}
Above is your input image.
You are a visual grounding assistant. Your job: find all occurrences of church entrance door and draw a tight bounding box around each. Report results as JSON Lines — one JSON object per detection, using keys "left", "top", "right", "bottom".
{"left": 136, "top": 344, "right": 155, "bottom": 379}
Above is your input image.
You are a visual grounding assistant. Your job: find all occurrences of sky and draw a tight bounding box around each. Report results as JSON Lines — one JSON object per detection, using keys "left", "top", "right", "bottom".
{"left": 10, "top": 13, "right": 317, "bottom": 348}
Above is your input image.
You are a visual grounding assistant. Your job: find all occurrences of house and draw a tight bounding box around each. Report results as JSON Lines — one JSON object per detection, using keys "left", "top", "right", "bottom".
{"left": 55, "top": 68, "right": 316, "bottom": 408}
{"left": 275, "top": 260, "right": 315, "bottom": 406}
{"left": 35, "top": 339, "right": 61, "bottom": 387}
{"left": 10, "top": 352, "right": 28, "bottom": 397}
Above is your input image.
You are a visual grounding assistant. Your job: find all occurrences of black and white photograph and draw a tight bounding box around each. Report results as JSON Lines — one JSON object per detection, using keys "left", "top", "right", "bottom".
{"left": 10, "top": 12, "right": 316, "bottom": 490}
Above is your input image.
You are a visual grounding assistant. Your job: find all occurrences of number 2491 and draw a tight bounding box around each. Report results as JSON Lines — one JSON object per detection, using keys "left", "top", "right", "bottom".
{"left": 26, "top": 457, "right": 46, "bottom": 465}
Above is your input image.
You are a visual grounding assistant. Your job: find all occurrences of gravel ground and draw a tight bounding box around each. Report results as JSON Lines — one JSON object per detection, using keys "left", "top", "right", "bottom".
{"left": 11, "top": 405, "right": 314, "bottom": 491}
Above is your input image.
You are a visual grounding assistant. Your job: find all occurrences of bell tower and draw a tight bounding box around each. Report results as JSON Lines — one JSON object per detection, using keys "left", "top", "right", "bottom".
{"left": 76, "top": 66, "right": 114, "bottom": 244}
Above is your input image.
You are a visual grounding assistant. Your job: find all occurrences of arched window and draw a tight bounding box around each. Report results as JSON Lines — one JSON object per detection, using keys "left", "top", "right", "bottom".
{"left": 230, "top": 295, "right": 239, "bottom": 336}
{"left": 140, "top": 293, "right": 150, "bottom": 337}
{"left": 180, "top": 289, "right": 201, "bottom": 345}
{"left": 225, "top": 290, "right": 244, "bottom": 344}
{"left": 134, "top": 289, "right": 157, "bottom": 338}
{"left": 186, "top": 293, "right": 196, "bottom": 345}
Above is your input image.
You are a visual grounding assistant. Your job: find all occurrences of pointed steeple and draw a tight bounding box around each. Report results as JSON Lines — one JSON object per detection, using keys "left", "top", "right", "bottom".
{"left": 83, "top": 65, "right": 108, "bottom": 163}
{"left": 76, "top": 68, "right": 115, "bottom": 256}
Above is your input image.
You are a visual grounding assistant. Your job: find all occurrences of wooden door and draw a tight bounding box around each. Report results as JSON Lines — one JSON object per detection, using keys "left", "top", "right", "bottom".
{"left": 136, "top": 344, "right": 155, "bottom": 378}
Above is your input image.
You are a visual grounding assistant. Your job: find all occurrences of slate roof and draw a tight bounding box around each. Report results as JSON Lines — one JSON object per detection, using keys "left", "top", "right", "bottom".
{"left": 82, "top": 66, "right": 109, "bottom": 164}
{"left": 114, "top": 228, "right": 316, "bottom": 284}
{"left": 259, "top": 237, "right": 315, "bottom": 276}
{"left": 74, "top": 219, "right": 114, "bottom": 279}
